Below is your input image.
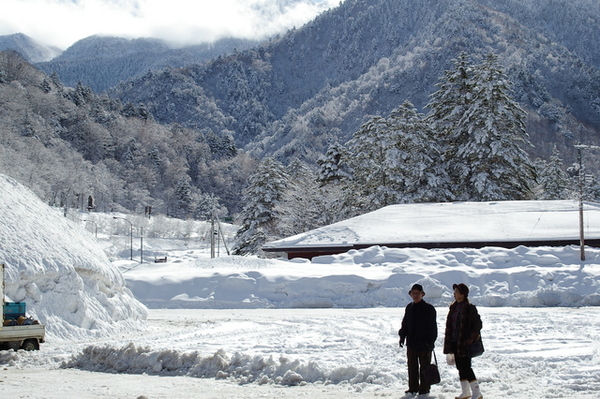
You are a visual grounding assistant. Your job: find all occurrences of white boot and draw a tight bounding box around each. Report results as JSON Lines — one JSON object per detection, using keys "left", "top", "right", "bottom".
{"left": 469, "top": 379, "right": 483, "bottom": 399}
{"left": 455, "top": 379, "right": 471, "bottom": 399}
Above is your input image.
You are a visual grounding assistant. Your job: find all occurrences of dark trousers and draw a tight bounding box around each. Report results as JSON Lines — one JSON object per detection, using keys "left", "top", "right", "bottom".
{"left": 406, "top": 348, "right": 432, "bottom": 393}
{"left": 450, "top": 343, "right": 477, "bottom": 381}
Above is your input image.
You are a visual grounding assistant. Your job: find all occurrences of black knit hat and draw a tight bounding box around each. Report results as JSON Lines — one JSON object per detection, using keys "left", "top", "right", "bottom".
{"left": 409, "top": 283, "right": 424, "bottom": 294}
{"left": 452, "top": 283, "right": 469, "bottom": 297}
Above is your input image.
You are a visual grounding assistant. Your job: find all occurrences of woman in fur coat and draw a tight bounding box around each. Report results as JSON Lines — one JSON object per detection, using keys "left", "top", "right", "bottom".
{"left": 443, "top": 283, "right": 483, "bottom": 399}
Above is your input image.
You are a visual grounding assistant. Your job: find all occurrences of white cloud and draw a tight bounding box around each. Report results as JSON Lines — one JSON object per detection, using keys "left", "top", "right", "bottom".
{"left": 0, "top": 0, "right": 339, "bottom": 49}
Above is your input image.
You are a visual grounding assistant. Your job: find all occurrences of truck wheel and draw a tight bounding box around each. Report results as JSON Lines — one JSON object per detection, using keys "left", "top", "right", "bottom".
{"left": 21, "top": 339, "right": 39, "bottom": 351}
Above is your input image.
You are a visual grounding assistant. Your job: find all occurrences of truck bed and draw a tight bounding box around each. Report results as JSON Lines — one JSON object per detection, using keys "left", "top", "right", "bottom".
{"left": 0, "top": 324, "right": 46, "bottom": 341}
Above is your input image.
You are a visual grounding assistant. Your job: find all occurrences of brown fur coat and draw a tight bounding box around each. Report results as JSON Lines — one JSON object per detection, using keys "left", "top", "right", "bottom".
{"left": 443, "top": 299, "right": 482, "bottom": 357}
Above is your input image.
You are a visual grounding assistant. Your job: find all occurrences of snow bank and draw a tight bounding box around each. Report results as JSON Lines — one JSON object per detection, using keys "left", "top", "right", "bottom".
{"left": 62, "top": 343, "right": 394, "bottom": 388}
{"left": 0, "top": 174, "right": 147, "bottom": 339}
{"left": 124, "top": 244, "right": 600, "bottom": 309}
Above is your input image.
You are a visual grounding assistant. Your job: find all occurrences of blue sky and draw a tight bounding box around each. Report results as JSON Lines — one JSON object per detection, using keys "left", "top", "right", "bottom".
{"left": 0, "top": 0, "right": 338, "bottom": 49}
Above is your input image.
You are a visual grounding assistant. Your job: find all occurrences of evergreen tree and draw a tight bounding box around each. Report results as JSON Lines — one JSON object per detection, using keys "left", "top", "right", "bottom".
{"left": 316, "top": 142, "right": 352, "bottom": 224}
{"left": 569, "top": 155, "right": 600, "bottom": 202}
{"left": 121, "top": 102, "right": 138, "bottom": 118}
{"left": 49, "top": 71, "right": 63, "bottom": 91}
{"left": 426, "top": 52, "right": 475, "bottom": 176}
{"left": 583, "top": 174, "right": 600, "bottom": 201}
{"left": 172, "top": 176, "right": 194, "bottom": 219}
{"left": 428, "top": 53, "right": 535, "bottom": 201}
{"left": 345, "top": 116, "right": 400, "bottom": 213}
{"left": 71, "top": 81, "right": 93, "bottom": 106}
{"left": 317, "top": 141, "right": 351, "bottom": 185}
{"left": 536, "top": 145, "right": 572, "bottom": 200}
{"left": 344, "top": 101, "right": 452, "bottom": 214}
{"left": 195, "top": 193, "right": 222, "bottom": 221}
{"left": 386, "top": 101, "right": 452, "bottom": 203}
{"left": 278, "top": 159, "right": 328, "bottom": 237}
{"left": 458, "top": 54, "right": 535, "bottom": 200}
{"left": 233, "top": 158, "right": 289, "bottom": 256}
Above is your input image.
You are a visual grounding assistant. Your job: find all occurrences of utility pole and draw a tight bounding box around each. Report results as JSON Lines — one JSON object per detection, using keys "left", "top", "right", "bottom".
{"left": 140, "top": 229, "right": 144, "bottom": 264}
{"left": 218, "top": 221, "right": 230, "bottom": 256}
{"left": 113, "top": 216, "right": 133, "bottom": 260}
{"left": 574, "top": 144, "right": 600, "bottom": 261}
{"left": 209, "top": 210, "right": 229, "bottom": 258}
{"left": 210, "top": 213, "right": 216, "bottom": 259}
{"left": 577, "top": 146, "right": 585, "bottom": 261}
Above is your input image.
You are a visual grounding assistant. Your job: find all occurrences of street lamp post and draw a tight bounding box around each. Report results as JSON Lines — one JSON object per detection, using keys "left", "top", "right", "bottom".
{"left": 113, "top": 216, "right": 133, "bottom": 260}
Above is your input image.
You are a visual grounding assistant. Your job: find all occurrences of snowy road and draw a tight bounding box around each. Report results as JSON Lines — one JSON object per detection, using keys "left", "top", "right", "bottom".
{"left": 2, "top": 307, "right": 600, "bottom": 398}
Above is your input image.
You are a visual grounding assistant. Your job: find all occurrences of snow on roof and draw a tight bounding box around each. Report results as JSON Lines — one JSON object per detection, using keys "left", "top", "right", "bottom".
{"left": 264, "top": 200, "right": 600, "bottom": 250}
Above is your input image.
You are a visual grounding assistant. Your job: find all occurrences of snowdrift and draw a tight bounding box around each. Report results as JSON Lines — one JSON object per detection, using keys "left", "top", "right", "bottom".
{"left": 125, "top": 245, "right": 600, "bottom": 309}
{"left": 0, "top": 174, "right": 147, "bottom": 339}
{"left": 63, "top": 343, "right": 393, "bottom": 387}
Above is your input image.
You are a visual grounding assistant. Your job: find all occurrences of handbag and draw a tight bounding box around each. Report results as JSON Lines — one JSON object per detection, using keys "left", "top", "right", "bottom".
{"left": 466, "top": 336, "right": 485, "bottom": 358}
{"left": 420, "top": 351, "right": 441, "bottom": 385}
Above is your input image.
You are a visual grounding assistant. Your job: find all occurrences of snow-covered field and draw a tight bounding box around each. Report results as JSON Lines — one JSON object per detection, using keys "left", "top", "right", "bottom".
{"left": 1, "top": 174, "right": 600, "bottom": 398}
{"left": 3, "top": 307, "right": 600, "bottom": 398}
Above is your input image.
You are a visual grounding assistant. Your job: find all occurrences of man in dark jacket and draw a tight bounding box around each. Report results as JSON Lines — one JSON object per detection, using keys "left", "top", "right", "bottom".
{"left": 399, "top": 283, "right": 438, "bottom": 396}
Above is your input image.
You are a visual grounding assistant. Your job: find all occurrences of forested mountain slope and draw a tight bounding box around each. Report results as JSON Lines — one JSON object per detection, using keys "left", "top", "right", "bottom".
{"left": 1, "top": 0, "right": 600, "bottom": 224}
{"left": 0, "top": 33, "right": 61, "bottom": 63}
{"left": 35, "top": 35, "right": 258, "bottom": 92}
{"left": 110, "top": 0, "right": 600, "bottom": 165}
{"left": 0, "top": 51, "right": 255, "bottom": 217}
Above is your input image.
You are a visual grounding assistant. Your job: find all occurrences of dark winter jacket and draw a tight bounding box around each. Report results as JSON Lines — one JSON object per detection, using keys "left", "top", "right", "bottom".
{"left": 398, "top": 300, "right": 437, "bottom": 351}
{"left": 443, "top": 299, "right": 482, "bottom": 357}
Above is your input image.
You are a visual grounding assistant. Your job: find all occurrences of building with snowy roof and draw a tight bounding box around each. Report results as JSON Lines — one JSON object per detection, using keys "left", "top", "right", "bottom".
{"left": 262, "top": 200, "right": 600, "bottom": 260}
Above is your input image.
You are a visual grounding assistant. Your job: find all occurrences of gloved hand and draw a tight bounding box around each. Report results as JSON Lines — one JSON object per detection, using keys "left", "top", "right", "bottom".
{"left": 399, "top": 339, "right": 404, "bottom": 348}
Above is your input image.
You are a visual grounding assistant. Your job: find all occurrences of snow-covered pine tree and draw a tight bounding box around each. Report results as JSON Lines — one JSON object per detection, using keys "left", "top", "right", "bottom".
{"left": 277, "top": 159, "right": 328, "bottom": 237}
{"left": 195, "top": 193, "right": 222, "bottom": 221}
{"left": 428, "top": 53, "right": 535, "bottom": 201}
{"left": 426, "top": 52, "right": 475, "bottom": 185}
{"left": 317, "top": 141, "right": 351, "bottom": 185}
{"left": 386, "top": 101, "right": 452, "bottom": 203}
{"left": 583, "top": 174, "right": 600, "bottom": 201}
{"left": 345, "top": 116, "right": 401, "bottom": 213}
{"left": 536, "top": 145, "right": 572, "bottom": 200}
{"left": 315, "top": 142, "right": 351, "bottom": 224}
{"left": 453, "top": 53, "right": 535, "bottom": 201}
{"left": 233, "top": 157, "right": 289, "bottom": 256}
{"left": 173, "top": 176, "right": 194, "bottom": 219}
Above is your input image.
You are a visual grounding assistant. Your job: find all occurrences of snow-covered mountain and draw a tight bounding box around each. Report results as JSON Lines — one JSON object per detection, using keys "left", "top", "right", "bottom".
{"left": 107, "top": 0, "right": 600, "bottom": 163}
{"left": 35, "top": 35, "right": 258, "bottom": 92}
{"left": 0, "top": 174, "right": 147, "bottom": 338}
{"left": 1, "top": 0, "right": 600, "bottom": 219}
{"left": 0, "top": 33, "right": 61, "bottom": 62}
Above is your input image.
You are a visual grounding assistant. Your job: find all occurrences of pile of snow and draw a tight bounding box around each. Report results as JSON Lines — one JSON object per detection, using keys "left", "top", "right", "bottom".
{"left": 124, "top": 244, "right": 600, "bottom": 309}
{"left": 0, "top": 174, "right": 147, "bottom": 339}
{"left": 62, "top": 343, "right": 392, "bottom": 387}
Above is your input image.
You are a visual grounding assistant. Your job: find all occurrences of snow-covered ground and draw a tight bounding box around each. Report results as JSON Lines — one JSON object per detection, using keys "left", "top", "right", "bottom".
{"left": 4, "top": 307, "right": 600, "bottom": 398}
{"left": 1, "top": 174, "right": 600, "bottom": 398}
